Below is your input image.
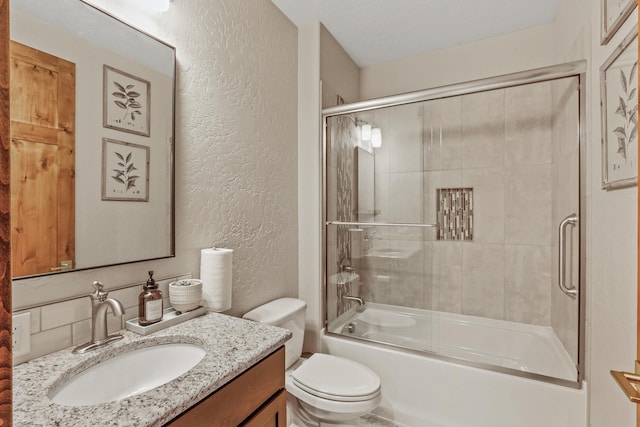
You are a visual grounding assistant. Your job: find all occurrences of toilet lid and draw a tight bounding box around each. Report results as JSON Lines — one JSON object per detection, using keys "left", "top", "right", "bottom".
{"left": 290, "top": 354, "right": 381, "bottom": 402}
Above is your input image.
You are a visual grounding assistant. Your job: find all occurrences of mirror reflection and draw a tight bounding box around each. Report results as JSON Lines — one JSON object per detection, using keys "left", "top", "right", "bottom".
{"left": 10, "top": 0, "right": 175, "bottom": 279}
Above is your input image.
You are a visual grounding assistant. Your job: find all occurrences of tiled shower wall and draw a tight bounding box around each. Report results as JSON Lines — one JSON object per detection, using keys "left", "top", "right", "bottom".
{"left": 423, "top": 82, "right": 555, "bottom": 324}
{"left": 360, "top": 79, "right": 580, "bottom": 333}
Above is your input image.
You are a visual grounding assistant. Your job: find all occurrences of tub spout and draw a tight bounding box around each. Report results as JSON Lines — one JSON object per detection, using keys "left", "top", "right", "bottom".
{"left": 342, "top": 295, "right": 365, "bottom": 312}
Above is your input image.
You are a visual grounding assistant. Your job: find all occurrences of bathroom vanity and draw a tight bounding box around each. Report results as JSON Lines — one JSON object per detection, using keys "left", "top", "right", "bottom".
{"left": 168, "top": 347, "right": 286, "bottom": 426}
{"left": 13, "top": 313, "right": 291, "bottom": 426}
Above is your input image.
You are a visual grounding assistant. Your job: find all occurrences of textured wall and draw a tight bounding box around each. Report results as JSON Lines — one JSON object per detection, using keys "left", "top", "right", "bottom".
{"left": 169, "top": 0, "right": 299, "bottom": 316}
{"left": 13, "top": 0, "right": 299, "bottom": 319}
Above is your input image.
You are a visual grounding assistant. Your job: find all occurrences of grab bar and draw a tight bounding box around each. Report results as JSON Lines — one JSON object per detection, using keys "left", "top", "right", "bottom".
{"left": 326, "top": 221, "right": 437, "bottom": 228}
{"left": 558, "top": 213, "right": 578, "bottom": 298}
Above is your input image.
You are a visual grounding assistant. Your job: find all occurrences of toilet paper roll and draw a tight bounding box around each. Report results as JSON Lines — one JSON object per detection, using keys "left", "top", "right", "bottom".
{"left": 200, "top": 247, "right": 233, "bottom": 312}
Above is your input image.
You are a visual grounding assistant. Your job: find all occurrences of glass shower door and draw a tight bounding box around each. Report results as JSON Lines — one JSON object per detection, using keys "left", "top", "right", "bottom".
{"left": 324, "top": 69, "right": 584, "bottom": 386}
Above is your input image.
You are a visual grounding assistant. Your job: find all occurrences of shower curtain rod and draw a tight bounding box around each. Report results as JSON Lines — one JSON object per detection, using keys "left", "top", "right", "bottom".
{"left": 327, "top": 221, "right": 437, "bottom": 228}
{"left": 322, "top": 60, "right": 587, "bottom": 116}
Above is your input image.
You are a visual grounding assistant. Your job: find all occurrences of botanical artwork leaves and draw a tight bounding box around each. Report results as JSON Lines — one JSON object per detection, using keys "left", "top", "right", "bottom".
{"left": 111, "top": 151, "right": 140, "bottom": 192}
{"left": 103, "top": 65, "right": 150, "bottom": 136}
{"left": 613, "top": 61, "right": 638, "bottom": 161}
{"left": 601, "top": 25, "right": 638, "bottom": 189}
{"left": 102, "top": 138, "right": 149, "bottom": 202}
{"left": 111, "top": 81, "right": 143, "bottom": 126}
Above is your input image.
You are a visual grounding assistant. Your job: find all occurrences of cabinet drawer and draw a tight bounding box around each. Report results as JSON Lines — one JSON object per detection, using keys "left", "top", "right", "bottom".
{"left": 168, "top": 347, "right": 285, "bottom": 426}
{"left": 242, "top": 390, "right": 287, "bottom": 427}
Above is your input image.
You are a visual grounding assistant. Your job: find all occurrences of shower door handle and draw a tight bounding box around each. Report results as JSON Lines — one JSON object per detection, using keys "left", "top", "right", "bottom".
{"left": 558, "top": 213, "right": 578, "bottom": 298}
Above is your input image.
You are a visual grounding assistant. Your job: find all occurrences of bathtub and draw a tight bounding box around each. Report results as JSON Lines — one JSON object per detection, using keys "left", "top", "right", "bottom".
{"left": 324, "top": 303, "right": 587, "bottom": 427}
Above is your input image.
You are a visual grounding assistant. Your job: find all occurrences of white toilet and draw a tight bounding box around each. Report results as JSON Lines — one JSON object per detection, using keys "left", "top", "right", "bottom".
{"left": 243, "top": 298, "right": 382, "bottom": 427}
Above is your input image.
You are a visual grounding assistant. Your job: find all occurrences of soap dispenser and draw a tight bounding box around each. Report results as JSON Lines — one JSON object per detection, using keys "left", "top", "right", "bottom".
{"left": 138, "top": 271, "right": 163, "bottom": 326}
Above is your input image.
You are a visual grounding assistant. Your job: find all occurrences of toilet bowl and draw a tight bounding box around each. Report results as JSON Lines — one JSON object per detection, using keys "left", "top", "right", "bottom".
{"left": 243, "top": 298, "right": 382, "bottom": 427}
{"left": 287, "top": 353, "right": 381, "bottom": 425}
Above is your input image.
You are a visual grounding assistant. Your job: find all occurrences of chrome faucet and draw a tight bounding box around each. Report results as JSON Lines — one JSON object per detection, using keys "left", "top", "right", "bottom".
{"left": 73, "top": 281, "right": 125, "bottom": 354}
{"left": 342, "top": 295, "right": 365, "bottom": 312}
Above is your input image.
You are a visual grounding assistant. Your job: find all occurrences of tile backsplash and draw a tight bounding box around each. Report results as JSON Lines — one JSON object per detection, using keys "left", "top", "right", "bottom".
{"left": 13, "top": 273, "right": 191, "bottom": 365}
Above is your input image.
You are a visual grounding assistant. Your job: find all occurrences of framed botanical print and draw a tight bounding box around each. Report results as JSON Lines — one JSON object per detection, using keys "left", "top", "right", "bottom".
{"left": 103, "top": 65, "right": 151, "bottom": 136}
{"left": 601, "top": 0, "right": 637, "bottom": 44}
{"left": 102, "top": 138, "right": 150, "bottom": 201}
{"left": 600, "top": 25, "right": 638, "bottom": 190}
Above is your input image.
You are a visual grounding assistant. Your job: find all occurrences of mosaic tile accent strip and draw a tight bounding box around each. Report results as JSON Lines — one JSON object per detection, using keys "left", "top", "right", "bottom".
{"left": 333, "top": 114, "right": 355, "bottom": 317}
{"left": 437, "top": 188, "right": 473, "bottom": 241}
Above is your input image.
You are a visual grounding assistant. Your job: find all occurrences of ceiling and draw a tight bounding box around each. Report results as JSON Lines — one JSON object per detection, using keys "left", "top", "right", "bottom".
{"left": 270, "top": 0, "right": 560, "bottom": 67}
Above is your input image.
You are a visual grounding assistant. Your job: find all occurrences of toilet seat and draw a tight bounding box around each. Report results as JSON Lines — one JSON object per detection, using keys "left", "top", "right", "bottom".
{"left": 289, "top": 354, "right": 381, "bottom": 402}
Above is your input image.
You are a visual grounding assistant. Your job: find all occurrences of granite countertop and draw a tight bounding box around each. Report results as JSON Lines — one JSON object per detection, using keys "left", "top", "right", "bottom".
{"left": 13, "top": 312, "right": 291, "bottom": 426}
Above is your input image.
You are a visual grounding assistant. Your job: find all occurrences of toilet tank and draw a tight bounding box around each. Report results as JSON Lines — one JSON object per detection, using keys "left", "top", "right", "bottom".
{"left": 243, "top": 298, "right": 306, "bottom": 369}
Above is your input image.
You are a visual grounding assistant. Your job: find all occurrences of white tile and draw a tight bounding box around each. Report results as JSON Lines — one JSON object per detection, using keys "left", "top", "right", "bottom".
{"left": 462, "top": 89, "right": 505, "bottom": 169}
{"left": 551, "top": 77, "right": 580, "bottom": 161}
{"left": 123, "top": 306, "right": 139, "bottom": 324}
{"left": 14, "top": 325, "right": 72, "bottom": 365}
{"left": 15, "top": 308, "right": 41, "bottom": 334}
{"left": 157, "top": 278, "right": 172, "bottom": 296}
{"left": 504, "top": 245, "right": 551, "bottom": 325}
{"left": 430, "top": 241, "right": 463, "bottom": 313}
{"left": 462, "top": 243, "right": 504, "bottom": 319}
{"left": 553, "top": 151, "right": 580, "bottom": 225}
{"left": 387, "top": 103, "right": 424, "bottom": 173}
{"left": 374, "top": 135, "right": 391, "bottom": 175}
{"left": 388, "top": 172, "right": 423, "bottom": 223}
{"left": 41, "top": 298, "right": 91, "bottom": 331}
{"left": 505, "top": 164, "right": 552, "bottom": 245}
{"left": 375, "top": 173, "right": 390, "bottom": 222}
{"left": 389, "top": 274, "right": 424, "bottom": 309}
{"left": 425, "top": 96, "right": 462, "bottom": 171}
{"left": 72, "top": 319, "right": 91, "bottom": 346}
{"left": 505, "top": 82, "right": 552, "bottom": 166}
{"left": 111, "top": 285, "right": 143, "bottom": 310}
{"left": 366, "top": 273, "right": 391, "bottom": 304}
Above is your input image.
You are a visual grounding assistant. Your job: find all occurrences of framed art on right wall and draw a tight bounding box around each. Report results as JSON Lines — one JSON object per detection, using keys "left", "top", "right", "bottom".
{"left": 601, "top": 0, "right": 637, "bottom": 44}
{"left": 600, "top": 24, "right": 639, "bottom": 190}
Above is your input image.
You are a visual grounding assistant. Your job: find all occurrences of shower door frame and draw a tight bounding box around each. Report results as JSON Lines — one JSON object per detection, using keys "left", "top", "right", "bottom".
{"left": 321, "top": 60, "right": 588, "bottom": 388}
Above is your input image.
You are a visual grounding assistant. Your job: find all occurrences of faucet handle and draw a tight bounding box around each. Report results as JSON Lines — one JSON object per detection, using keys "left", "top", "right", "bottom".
{"left": 91, "top": 281, "right": 108, "bottom": 301}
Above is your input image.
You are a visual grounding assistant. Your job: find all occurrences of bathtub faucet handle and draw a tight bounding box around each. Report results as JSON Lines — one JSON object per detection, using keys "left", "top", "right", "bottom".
{"left": 339, "top": 257, "right": 356, "bottom": 273}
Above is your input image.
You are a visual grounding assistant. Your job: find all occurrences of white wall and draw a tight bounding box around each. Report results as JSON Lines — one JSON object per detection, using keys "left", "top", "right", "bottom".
{"left": 360, "top": 23, "right": 556, "bottom": 100}
{"left": 298, "top": 22, "right": 323, "bottom": 353}
{"left": 320, "top": 24, "right": 360, "bottom": 105}
{"left": 13, "top": 0, "right": 299, "bottom": 323}
{"left": 584, "top": 2, "right": 638, "bottom": 426}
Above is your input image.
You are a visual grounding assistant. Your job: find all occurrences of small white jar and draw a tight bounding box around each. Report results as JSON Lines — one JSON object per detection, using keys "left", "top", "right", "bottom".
{"left": 168, "top": 279, "right": 203, "bottom": 313}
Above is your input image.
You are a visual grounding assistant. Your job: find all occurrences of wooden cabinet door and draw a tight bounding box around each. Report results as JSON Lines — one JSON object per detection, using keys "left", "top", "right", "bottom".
{"left": 167, "top": 348, "right": 285, "bottom": 427}
{"left": 10, "top": 41, "right": 75, "bottom": 276}
{"left": 242, "top": 391, "right": 287, "bottom": 427}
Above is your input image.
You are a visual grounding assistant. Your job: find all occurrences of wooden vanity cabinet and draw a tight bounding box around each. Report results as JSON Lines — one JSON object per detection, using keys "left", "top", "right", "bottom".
{"left": 167, "top": 347, "right": 286, "bottom": 427}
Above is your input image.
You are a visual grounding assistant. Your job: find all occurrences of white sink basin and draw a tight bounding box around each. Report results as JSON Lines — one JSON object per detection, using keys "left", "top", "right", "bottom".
{"left": 49, "top": 343, "right": 206, "bottom": 406}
